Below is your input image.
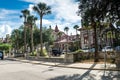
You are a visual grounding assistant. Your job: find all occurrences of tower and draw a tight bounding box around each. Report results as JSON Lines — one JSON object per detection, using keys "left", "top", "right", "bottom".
{"left": 55, "top": 25, "right": 59, "bottom": 32}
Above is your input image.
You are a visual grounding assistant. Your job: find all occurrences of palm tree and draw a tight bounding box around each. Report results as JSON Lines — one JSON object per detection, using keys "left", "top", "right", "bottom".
{"left": 73, "top": 25, "right": 79, "bottom": 38}
{"left": 33, "top": 2, "right": 51, "bottom": 56}
{"left": 64, "top": 27, "right": 69, "bottom": 53}
{"left": 20, "top": 9, "right": 30, "bottom": 56}
{"left": 27, "top": 15, "right": 37, "bottom": 55}
{"left": 64, "top": 27, "right": 69, "bottom": 36}
{"left": 73, "top": 25, "right": 79, "bottom": 49}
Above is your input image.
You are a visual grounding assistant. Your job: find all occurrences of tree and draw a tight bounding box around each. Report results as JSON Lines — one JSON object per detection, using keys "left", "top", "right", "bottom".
{"left": 33, "top": 2, "right": 51, "bottom": 56}
{"left": 64, "top": 27, "right": 69, "bottom": 36}
{"left": 27, "top": 15, "right": 37, "bottom": 55}
{"left": 73, "top": 25, "right": 79, "bottom": 37}
{"left": 42, "top": 27, "right": 54, "bottom": 44}
{"left": 64, "top": 27, "right": 69, "bottom": 53}
{"left": 73, "top": 25, "right": 79, "bottom": 49}
{"left": 20, "top": 9, "right": 30, "bottom": 55}
{"left": 0, "top": 43, "right": 11, "bottom": 53}
{"left": 11, "top": 27, "right": 24, "bottom": 53}
{"left": 78, "top": 0, "right": 120, "bottom": 62}
{"left": 78, "top": 0, "right": 102, "bottom": 62}
{"left": 11, "top": 29, "right": 19, "bottom": 53}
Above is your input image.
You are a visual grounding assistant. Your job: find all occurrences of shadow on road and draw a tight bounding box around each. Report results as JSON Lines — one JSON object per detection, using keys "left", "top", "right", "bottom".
{"left": 101, "top": 71, "right": 120, "bottom": 80}
{"left": 49, "top": 63, "right": 120, "bottom": 80}
{"left": 49, "top": 63, "right": 97, "bottom": 80}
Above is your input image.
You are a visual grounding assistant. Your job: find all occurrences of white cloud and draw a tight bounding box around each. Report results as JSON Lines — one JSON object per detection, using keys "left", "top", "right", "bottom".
{"left": 28, "top": 4, "right": 35, "bottom": 15}
{"left": 0, "top": 9, "right": 19, "bottom": 20}
{"left": 0, "top": 9, "right": 23, "bottom": 38}
{"left": 0, "top": 25, "right": 12, "bottom": 38}
{"left": 36, "top": 19, "right": 52, "bottom": 27}
{"left": 52, "top": 0, "right": 81, "bottom": 23}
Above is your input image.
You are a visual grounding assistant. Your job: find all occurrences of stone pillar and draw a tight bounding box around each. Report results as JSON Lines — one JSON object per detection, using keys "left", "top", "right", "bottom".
{"left": 64, "top": 53, "right": 74, "bottom": 63}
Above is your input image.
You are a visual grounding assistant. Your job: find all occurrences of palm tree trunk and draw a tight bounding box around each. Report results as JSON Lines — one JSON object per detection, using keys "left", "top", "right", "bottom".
{"left": 24, "top": 24, "right": 27, "bottom": 57}
{"left": 76, "top": 29, "right": 77, "bottom": 38}
{"left": 30, "top": 25, "right": 34, "bottom": 55}
{"left": 40, "top": 16, "right": 43, "bottom": 56}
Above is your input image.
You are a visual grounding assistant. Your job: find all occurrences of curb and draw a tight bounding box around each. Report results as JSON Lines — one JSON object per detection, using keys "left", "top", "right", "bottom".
{"left": 7, "top": 58, "right": 120, "bottom": 71}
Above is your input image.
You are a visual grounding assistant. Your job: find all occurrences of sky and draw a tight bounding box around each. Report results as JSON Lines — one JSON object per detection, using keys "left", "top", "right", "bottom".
{"left": 0, "top": 0, "right": 81, "bottom": 38}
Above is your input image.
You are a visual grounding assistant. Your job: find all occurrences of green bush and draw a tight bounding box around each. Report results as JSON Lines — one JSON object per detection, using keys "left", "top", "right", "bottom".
{"left": 30, "top": 47, "right": 48, "bottom": 56}
{"left": 30, "top": 51, "right": 37, "bottom": 56}
{"left": 38, "top": 47, "right": 48, "bottom": 56}
{"left": 0, "top": 43, "right": 11, "bottom": 52}
{"left": 75, "top": 49, "right": 83, "bottom": 53}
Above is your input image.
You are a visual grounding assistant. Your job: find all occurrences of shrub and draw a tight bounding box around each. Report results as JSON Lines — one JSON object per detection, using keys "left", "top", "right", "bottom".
{"left": 38, "top": 46, "right": 48, "bottom": 56}
{"left": 30, "top": 51, "right": 37, "bottom": 56}
{"left": 0, "top": 43, "right": 11, "bottom": 53}
{"left": 75, "top": 49, "right": 83, "bottom": 53}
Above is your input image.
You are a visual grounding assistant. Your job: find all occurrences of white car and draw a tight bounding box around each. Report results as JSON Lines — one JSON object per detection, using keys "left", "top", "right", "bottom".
{"left": 102, "top": 46, "right": 113, "bottom": 52}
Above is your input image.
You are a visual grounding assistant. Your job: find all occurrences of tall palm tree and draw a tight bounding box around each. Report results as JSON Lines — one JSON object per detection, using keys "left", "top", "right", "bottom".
{"left": 64, "top": 27, "right": 69, "bottom": 53}
{"left": 33, "top": 2, "right": 51, "bottom": 56}
{"left": 64, "top": 27, "right": 69, "bottom": 36}
{"left": 73, "top": 25, "right": 79, "bottom": 49}
{"left": 27, "top": 15, "right": 37, "bottom": 55}
{"left": 20, "top": 9, "right": 30, "bottom": 56}
{"left": 73, "top": 25, "right": 79, "bottom": 38}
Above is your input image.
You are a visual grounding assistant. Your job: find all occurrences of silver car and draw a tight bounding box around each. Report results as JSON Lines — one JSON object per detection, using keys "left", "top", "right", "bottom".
{"left": 102, "top": 46, "right": 113, "bottom": 52}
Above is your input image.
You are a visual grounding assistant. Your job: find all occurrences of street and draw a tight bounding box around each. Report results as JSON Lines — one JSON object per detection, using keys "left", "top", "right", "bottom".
{"left": 0, "top": 59, "right": 119, "bottom": 80}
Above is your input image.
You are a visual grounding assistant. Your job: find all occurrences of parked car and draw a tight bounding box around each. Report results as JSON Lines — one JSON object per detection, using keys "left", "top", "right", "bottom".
{"left": 0, "top": 51, "right": 4, "bottom": 60}
{"left": 52, "top": 49, "right": 62, "bottom": 56}
{"left": 102, "top": 46, "right": 113, "bottom": 52}
{"left": 115, "top": 46, "right": 120, "bottom": 52}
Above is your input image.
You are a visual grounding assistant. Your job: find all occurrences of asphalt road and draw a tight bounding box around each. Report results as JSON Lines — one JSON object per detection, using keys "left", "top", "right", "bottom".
{"left": 0, "top": 59, "right": 119, "bottom": 80}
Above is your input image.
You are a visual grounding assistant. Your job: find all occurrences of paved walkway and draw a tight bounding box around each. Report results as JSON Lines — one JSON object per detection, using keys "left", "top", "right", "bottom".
{"left": 7, "top": 57, "right": 119, "bottom": 71}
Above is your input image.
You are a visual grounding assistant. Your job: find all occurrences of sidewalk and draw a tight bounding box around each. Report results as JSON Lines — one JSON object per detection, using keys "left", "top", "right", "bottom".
{"left": 7, "top": 57, "right": 119, "bottom": 71}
